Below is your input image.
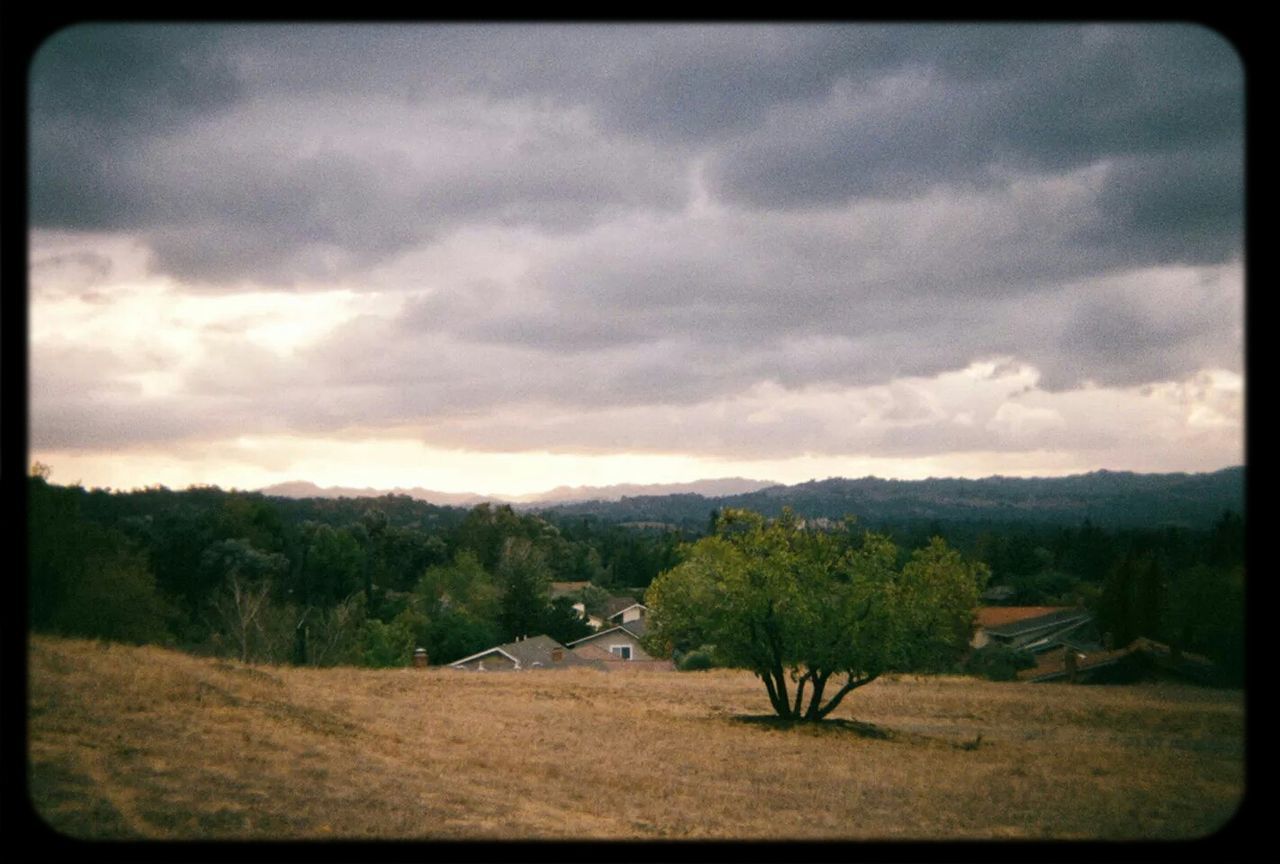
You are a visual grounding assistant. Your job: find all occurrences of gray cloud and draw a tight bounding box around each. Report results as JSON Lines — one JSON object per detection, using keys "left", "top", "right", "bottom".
{"left": 29, "top": 23, "right": 1242, "bottom": 287}
{"left": 705, "top": 25, "right": 1242, "bottom": 270}
{"left": 26, "top": 23, "right": 1245, "bottom": 465}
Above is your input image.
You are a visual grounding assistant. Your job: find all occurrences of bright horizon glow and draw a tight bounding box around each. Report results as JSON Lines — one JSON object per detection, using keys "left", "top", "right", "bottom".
{"left": 28, "top": 434, "right": 1243, "bottom": 500}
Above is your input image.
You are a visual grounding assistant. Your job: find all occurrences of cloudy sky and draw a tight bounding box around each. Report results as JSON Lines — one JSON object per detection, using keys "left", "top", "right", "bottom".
{"left": 27, "top": 23, "right": 1244, "bottom": 497}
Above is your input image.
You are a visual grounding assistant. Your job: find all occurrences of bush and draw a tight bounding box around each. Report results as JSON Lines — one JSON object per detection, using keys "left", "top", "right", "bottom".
{"left": 964, "top": 643, "right": 1037, "bottom": 681}
{"left": 677, "top": 646, "right": 716, "bottom": 671}
{"left": 359, "top": 616, "right": 417, "bottom": 667}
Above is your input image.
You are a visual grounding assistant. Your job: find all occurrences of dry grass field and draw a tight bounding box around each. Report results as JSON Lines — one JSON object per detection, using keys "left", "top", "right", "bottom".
{"left": 27, "top": 634, "right": 1244, "bottom": 841}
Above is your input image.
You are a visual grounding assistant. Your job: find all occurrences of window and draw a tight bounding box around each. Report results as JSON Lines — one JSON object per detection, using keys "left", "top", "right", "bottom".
{"left": 609, "top": 645, "right": 632, "bottom": 660}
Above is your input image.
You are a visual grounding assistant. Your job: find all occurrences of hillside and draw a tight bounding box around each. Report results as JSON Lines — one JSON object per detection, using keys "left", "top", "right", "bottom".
{"left": 28, "top": 636, "right": 1243, "bottom": 841}
{"left": 537, "top": 467, "right": 1245, "bottom": 530}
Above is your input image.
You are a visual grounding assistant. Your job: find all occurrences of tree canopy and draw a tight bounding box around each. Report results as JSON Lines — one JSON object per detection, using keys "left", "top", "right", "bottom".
{"left": 644, "top": 509, "right": 988, "bottom": 722}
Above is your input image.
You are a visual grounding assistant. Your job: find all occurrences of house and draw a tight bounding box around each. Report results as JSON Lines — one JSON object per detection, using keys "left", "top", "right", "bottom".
{"left": 1020, "top": 638, "right": 1218, "bottom": 685}
{"left": 971, "top": 606, "right": 1099, "bottom": 653}
{"left": 605, "top": 601, "right": 648, "bottom": 625}
{"left": 449, "top": 634, "right": 604, "bottom": 672}
{"left": 567, "top": 616, "right": 666, "bottom": 665}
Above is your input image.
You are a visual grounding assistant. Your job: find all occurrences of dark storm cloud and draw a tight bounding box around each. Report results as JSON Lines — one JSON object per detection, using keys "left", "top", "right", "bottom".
{"left": 1086, "top": 144, "right": 1244, "bottom": 264}
{"left": 29, "top": 23, "right": 1243, "bottom": 287}
{"left": 29, "top": 24, "right": 244, "bottom": 229}
{"left": 705, "top": 25, "right": 1242, "bottom": 269}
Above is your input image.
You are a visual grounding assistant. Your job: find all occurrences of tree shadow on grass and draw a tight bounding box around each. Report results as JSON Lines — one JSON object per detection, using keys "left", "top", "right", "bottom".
{"left": 732, "top": 714, "right": 896, "bottom": 740}
{"left": 731, "top": 714, "right": 986, "bottom": 751}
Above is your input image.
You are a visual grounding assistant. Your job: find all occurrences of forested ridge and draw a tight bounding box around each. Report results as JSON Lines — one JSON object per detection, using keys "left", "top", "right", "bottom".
{"left": 26, "top": 466, "right": 1244, "bottom": 681}
{"left": 541, "top": 467, "right": 1244, "bottom": 530}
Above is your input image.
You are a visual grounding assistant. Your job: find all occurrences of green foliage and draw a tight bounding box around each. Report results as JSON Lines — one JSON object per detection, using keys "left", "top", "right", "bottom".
{"left": 408, "top": 551, "right": 504, "bottom": 664}
{"left": 539, "top": 596, "right": 595, "bottom": 646}
{"left": 52, "top": 540, "right": 177, "bottom": 645}
{"left": 494, "top": 537, "right": 553, "bottom": 641}
{"left": 419, "top": 609, "right": 501, "bottom": 666}
{"left": 1163, "top": 562, "right": 1244, "bottom": 685}
{"left": 676, "top": 646, "right": 716, "bottom": 671}
{"left": 964, "top": 643, "right": 1037, "bottom": 681}
{"left": 29, "top": 477, "right": 176, "bottom": 644}
{"left": 303, "top": 523, "right": 364, "bottom": 605}
{"left": 414, "top": 550, "right": 500, "bottom": 621}
{"left": 358, "top": 615, "right": 417, "bottom": 668}
{"left": 25, "top": 473, "right": 1243, "bottom": 681}
{"left": 646, "top": 509, "right": 987, "bottom": 721}
{"left": 200, "top": 538, "right": 290, "bottom": 592}
{"left": 213, "top": 493, "right": 286, "bottom": 553}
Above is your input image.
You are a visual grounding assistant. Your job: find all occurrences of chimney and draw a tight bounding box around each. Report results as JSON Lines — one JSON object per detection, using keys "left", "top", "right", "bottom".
{"left": 413, "top": 647, "right": 428, "bottom": 668}
{"left": 551, "top": 647, "right": 564, "bottom": 663}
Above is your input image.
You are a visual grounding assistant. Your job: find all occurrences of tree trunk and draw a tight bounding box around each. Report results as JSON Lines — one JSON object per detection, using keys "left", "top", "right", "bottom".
{"left": 791, "top": 671, "right": 812, "bottom": 717}
{"left": 812, "top": 672, "right": 878, "bottom": 721}
{"left": 803, "top": 669, "right": 832, "bottom": 721}
{"left": 760, "top": 670, "right": 790, "bottom": 718}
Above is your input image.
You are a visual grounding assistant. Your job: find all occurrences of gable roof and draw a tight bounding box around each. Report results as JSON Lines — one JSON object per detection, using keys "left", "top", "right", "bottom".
{"left": 450, "top": 634, "right": 599, "bottom": 669}
{"left": 607, "top": 602, "right": 648, "bottom": 621}
{"left": 601, "top": 597, "right": 644, "bottom": 619}
{"left": 567, "top": 617, "right": 648, "bottom": 647}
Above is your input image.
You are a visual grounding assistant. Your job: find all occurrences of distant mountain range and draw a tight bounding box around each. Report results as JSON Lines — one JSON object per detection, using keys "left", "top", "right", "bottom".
{"left": 260, "top": 467, "right": 1244, "bottom": 530}
{"left": 258, "top": 477, "right": 778, "bottom": 507}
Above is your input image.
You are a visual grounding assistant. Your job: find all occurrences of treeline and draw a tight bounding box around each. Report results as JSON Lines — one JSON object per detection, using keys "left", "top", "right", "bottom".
{"left": 27, "top": 471, "right": 1244, "bottom": 682}
{"left": 26, "top": 471, "right": 687, "bottom": 668}
{"left": 543, "top": 467, "right": 1244, "bottom": 530}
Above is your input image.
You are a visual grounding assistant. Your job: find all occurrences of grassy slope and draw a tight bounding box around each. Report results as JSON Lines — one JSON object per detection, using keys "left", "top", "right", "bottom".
{"left": 27, "top": 635, "right": 1243, "bottom": 841}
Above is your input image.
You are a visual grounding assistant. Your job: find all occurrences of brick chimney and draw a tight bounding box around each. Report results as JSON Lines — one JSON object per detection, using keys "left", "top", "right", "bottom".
{"left": 551, "top": 647, "right": 564, "bottom": 663}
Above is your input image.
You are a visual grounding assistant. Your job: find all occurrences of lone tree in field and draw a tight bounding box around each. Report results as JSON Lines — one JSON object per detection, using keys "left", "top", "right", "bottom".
{"left": 645, "top": 509, "right": 987, "bottom": 722}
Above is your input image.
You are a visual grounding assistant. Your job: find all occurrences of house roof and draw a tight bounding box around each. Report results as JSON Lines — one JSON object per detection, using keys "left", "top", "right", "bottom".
{"left": 450, "top": 634, "right": 599, "bottom": 670}
{"left": 980, "top": 607, "right": 1092, "bottom": 638}
{"left": 1020, "top": 637, "right": 1216, "bottom": 683}
{"left": 567, "top": 618, "right": 648, "bottom": 647}
{"left": 1018, "top": 643, "right": 1129, "bottom": 682}
{"left": 606, "top": 602, "right": 648, "bottom": 621}
{"left": 973, "top": 606, "right": 1074, "bottom": 631}
{"left": 601, "top": 597, "right": 643, "bottom": 619}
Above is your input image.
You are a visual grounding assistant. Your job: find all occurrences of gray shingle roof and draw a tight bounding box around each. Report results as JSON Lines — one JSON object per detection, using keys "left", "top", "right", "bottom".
{"left": 984, "top": 608, "right": 1092, "bottom": 638}
{"left": 451, "top": 634, "right": 601, "bottom": 669}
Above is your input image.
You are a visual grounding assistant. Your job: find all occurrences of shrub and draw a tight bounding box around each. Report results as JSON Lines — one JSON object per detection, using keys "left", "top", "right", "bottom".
{"left": 964, "top": 643, "right": 1037, "bottom": 681}
{"left": 677, "top": 647, "right": 716, "bottom": 671}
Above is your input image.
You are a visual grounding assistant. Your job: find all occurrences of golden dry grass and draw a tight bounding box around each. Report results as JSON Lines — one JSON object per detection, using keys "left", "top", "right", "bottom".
{"left": 27, "top": 635, "right": 1243, "bottom": 841}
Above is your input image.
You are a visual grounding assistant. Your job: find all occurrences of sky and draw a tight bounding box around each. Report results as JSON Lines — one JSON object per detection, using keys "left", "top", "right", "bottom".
{"left": 26, "top": 23, "right": 1245, "bottom": 498}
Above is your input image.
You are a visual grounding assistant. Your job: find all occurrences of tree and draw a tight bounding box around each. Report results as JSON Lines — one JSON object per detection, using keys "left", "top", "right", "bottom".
{"left": 200, "top": 538, "right": 289, "bottom": 662}
{"left": 409, "top": 551, "right": 503, "bottom": 664}
{"left": 494, "top": 536, "right": 552, "bottom": 641}
{"left": 51, "top": 535, "right": 176, "bottom": 645}
{"left": 645, "top": 509, "right": 986, "bottom": 723}
{"left": 206, "top": 572, "right": 275, "bottom": 663}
